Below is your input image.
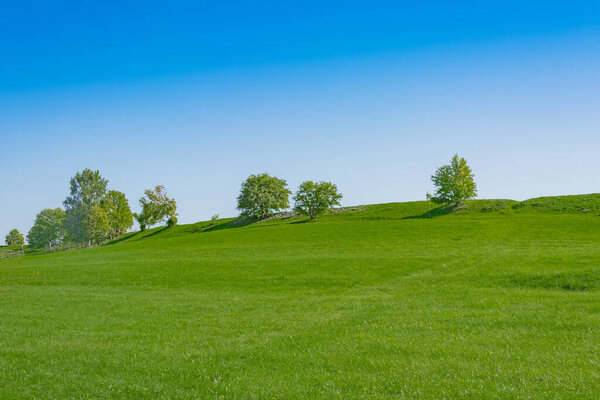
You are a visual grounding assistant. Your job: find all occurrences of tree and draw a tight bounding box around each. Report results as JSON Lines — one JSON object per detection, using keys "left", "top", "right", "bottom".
{"left": 427, "top": 154, "right": 477, "bottom": 206}
{"left": 134, "top": 212, "right": 150, "bottom": 232}
{"left": 101, "top": 190, "right": 134, "bottom": 239}
{"left": 136, "top": 185, "right": 178, "bottom": 230}
{"left": 293, "top": 181, "right": 343, "bottom": 219}
{"left": 5, "top": 229, "right": 24, "bottom": 246}
{"left": 27, "top": 208, "right": 66, "bottom": 248}
{"left": 85, "top": 205, "right": 110, "bottom": 245}
{"left": 237, "top": 173, "right": 291, "bottom": 219}
{"left": 63, "top": 169, "right": 108, "bottom": 243}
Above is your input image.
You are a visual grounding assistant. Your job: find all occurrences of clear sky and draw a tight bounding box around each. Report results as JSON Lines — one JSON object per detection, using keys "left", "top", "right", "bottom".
{"left": 1, "top": 1, "right": 599, "bottom": 237}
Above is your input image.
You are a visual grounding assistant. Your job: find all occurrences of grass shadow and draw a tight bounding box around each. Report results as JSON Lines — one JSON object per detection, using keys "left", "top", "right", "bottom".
{"left": 290, "top": 218, "right": 312, "bottom": 224}
{"left": 403, "top": 204, "right": 455, "bottom": 219}
{"left": 203, "top": 218, "right": 256, "bottom": 232}
{"left": 138, "top": 226, "right": 169, "bottom": 239}
{"left": 106, "top": 232, "right": 139, "bottom": 245}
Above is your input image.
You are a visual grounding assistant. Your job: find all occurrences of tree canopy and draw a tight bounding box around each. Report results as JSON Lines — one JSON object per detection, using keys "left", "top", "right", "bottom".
{"left": 27, "top": 208, "right": 66, "bottom": 248}
{"left": 428, "top": 154, "right": 477, "bottom": 206}
{"left": 5, "top": 229, "right": 25, "bottom": 246}
{"left": 237, "top": 173, "right": 291, "bottom": 219}
{"left": 101, "top": 190, "right": 134, "bottom": 238}
{"left": 85, "top": 205, "right": 110, "bottom": 245}
{"left": 135, "top": 185, "right": 178, "bottom": 231}
{"left": 64, "top": 169, "right": 108, "bottom": 243}
{"left": 293, "top": 181, "right": 342, "bottom": 219}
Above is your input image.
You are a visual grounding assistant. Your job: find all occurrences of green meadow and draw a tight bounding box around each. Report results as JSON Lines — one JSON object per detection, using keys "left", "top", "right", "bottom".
{"left": 1, "top": 195, "right": 600, "bottom": 399}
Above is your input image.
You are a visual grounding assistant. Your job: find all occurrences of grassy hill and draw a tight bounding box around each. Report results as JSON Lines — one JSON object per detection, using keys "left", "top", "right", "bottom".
{"left": 2, "top": 195, "right": 600, "bottom": 399}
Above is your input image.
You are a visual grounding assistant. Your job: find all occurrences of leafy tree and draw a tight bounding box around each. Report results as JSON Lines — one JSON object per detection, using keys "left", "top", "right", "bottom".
{"left": 136, "top": 185, "right": 178, "bottom": 230}
{"left": 5, "top": 229, "right": 24, "bottom": 246}
{"left": 27, "top": 208, "right": 66, "bottom": 248}
{"left": 237, "top": 173, "right": 291, "bottom": 219}
{"left": 101, "top": 190, "right": 134, "bottom": 238}
{"left": 427, "top": 154, "right": 477, "bottom": 206}
{"left": 85, "top": 205, "right": 110, "bottom": 245}
{"left": 63, "top": 169, "right": 108, "bottom": 243}
{"left": 293, "top": 181, "right": 343, "bottom": 219}
{"left": 134, "top": 212, "right": 150, "bottom": 232}
{"left": 167, "top": 215, "right": 178, "bottom": 227}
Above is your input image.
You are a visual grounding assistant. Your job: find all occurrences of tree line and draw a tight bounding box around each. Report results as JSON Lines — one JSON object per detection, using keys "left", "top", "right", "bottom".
{"left": 8, "top": 169, "right": 179, "bottom": 249}
{"left": 5, "top": 154, "right": 476, "bottom": 247}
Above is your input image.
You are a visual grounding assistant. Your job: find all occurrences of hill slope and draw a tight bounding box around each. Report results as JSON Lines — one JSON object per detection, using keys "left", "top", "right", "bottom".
{"left": 1, "top": 195, "right": 600, "bottom": 399}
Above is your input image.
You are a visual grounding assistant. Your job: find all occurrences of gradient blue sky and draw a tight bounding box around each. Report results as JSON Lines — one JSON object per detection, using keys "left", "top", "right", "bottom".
{"left": 2, "top": 1, "right": 600, "bottom": 237}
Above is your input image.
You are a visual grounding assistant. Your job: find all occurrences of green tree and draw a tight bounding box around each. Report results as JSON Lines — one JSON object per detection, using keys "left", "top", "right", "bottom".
{"left": 136, "top": 185, "right": 178, "bottom": 230}
{"left": 134, "top": 212, "right": 150, "bottom": 232}
{"left": 237, "top": 173, "right": 291, "bottom": 219}
{"left": 85, "top": 205, "right": 110, "bottom": 245}
{"left": 101, "top": 190, "right": 134, "bottom": 239}
{"left": 63, "top": 169, "right": 108, "bottom": 243}
{"left": 5, "top": 229, "right": 24, "bottom": 246}
{"left": 293, "top": 181, "right": 343, "bottom": 219}
{"left": 27, "top": 208, "right": 66, "bottom": 248}
{"left": 427, "top": 154, "right": 477, "bottom": 206}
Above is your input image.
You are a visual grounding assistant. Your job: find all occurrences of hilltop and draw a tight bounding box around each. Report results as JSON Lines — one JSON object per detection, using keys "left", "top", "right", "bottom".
{"left": 1, "top": 194, "right": 600, "bottom": 399}
{"left": 109, "top": 193, "right": 600, "bottom": 245}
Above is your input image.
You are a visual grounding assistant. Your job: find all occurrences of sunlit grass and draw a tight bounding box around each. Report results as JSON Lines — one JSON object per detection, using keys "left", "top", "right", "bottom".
{"left": 1, "top": 196, "right": 600, "bottom": 399}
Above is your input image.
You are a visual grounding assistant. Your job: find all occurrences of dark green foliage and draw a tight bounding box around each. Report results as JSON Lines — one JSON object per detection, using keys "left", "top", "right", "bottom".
{"left": 4, "top": 229, "right": 24, "bottom": 246}
{"left": 134, "top": 212, "right": 150, "bottom": 232}
{"left": 26, "top": 208, "right": 66, "bottom": 248}
{"left": 167, "top": 216, "right": 178, "bottom": 227}
{"left": 237, "top": 173, "right": 291, "bottom": 219}
{"left": 293, "top": 181, "right": 342, "bottom": 219}
{"left": 428, "top": 154, "right": 477, "bottom": 205}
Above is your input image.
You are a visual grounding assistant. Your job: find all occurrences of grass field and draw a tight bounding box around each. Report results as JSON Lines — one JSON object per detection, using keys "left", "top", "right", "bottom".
{"left": 1, "top": 195, "right": 600, "bottom": 399}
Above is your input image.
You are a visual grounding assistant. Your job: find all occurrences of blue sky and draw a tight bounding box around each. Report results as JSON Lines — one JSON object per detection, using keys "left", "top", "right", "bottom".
{"left": 1, "top": 1, "right": 599, "bottom": 237}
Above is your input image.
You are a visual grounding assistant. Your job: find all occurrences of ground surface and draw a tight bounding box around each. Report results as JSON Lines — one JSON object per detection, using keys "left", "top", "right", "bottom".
{"left": 1, "top": 195, "right": 600, "bottom": 399}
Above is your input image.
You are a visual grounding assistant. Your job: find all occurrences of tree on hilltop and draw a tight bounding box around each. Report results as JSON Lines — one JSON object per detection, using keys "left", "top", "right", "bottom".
{"left": 237, "top": 173, "right": 291, "bottom": 219}
{"left": 63, "top": 169, "right": 108, "bottom": 244}
{"left": 293, "top": 181, "right": 342, "bottom": 219}
{"left": 427, "top": 154, "right": 477, "bottom": 206}
{"left": 135, "top": 185, "right": 178, "bottom": 231}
